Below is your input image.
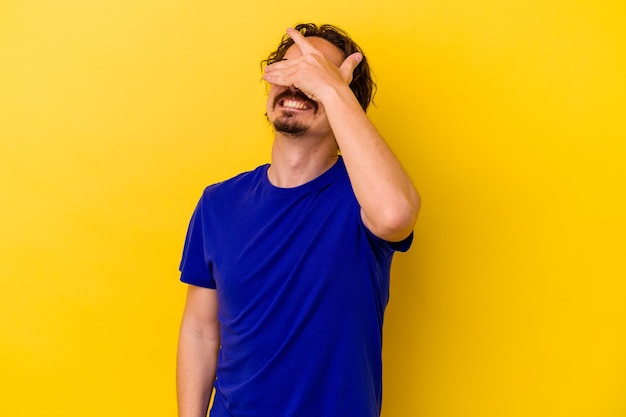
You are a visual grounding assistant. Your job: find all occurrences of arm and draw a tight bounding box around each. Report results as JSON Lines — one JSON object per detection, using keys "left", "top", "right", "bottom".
{"left": 177, "top": 284, "right": 220, "bottom": 417}
{"left": 321, "top": 87, "right": 420, "bottom": 242}
{"left": 264, "top": 28, "right": 420, "bottom": 242}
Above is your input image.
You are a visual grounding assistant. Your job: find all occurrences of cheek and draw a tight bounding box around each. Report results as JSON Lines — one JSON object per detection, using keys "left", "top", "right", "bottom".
{"left": 266, "top": 87, "right": 283, "bottom": 111}
{"left": 266, "top": 94, "right": 277, "bottom": 115}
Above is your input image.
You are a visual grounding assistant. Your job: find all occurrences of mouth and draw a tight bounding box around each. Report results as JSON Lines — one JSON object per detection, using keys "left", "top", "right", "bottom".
{"left": 280, "top": 98, "right": 314, "bottom": 111}
{"left": 273, "top": 90, "right": 319, "bottom": 113}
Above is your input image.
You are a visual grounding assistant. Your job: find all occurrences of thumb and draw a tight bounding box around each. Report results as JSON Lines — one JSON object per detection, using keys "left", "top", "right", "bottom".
{"left": 339, "top": 52, "right": 363, "bottom": 84}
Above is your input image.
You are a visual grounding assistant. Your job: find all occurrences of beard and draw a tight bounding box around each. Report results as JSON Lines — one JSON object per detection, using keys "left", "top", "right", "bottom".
{"left": 272, "top": 111, "right": 309, "bottom": 137}
{"left": 269, "top": 89, "right": 319, "bottom": 137}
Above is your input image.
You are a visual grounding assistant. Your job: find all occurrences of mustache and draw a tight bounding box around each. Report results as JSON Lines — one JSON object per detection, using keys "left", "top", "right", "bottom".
{"left": 273, "top": 89, "right": 319, "bottom": 112}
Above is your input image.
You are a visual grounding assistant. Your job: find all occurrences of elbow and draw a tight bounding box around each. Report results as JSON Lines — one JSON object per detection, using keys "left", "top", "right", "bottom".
{"left": 367, "top": 192, "right": 421, "bottom": 242}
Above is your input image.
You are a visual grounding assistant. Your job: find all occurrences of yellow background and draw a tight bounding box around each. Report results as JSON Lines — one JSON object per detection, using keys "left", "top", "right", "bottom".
{"left": 1, "top": 1, "right": 625, "bottom": 416}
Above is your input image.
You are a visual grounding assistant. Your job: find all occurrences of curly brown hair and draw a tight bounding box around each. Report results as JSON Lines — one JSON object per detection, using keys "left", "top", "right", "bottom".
{"left": 262, "top": 23, "right": 376, "bottom": 112}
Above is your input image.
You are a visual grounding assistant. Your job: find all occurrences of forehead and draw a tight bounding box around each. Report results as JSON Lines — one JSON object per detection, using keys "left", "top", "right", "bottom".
{"left": 283, "top": 36, "right": 345, "bottom": 67}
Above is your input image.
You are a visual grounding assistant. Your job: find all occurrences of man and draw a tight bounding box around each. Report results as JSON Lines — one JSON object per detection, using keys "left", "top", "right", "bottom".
{"left": 177, "top": 23, "right": 420, "bottom": 417}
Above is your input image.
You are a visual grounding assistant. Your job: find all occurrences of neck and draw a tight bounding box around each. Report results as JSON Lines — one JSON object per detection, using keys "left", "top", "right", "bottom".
{"left": 267, "top": 133, "right": 339, "bottom": 188}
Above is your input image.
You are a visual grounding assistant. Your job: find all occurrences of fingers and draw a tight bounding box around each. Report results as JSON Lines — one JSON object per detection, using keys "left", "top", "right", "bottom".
{"left": 339, "top": 52, "right": 363, "bottom": 84}
{"left": 286, "top": 27, "right": 318, "bottom": 55}
{"left": 263, "top": 30, "right": 364, "bottom": 90}
{"left": 263, "top": 28, "right": 317, "bottom": 78}
{"left": 263, "top": 64, "right": 297, "bottom": 87}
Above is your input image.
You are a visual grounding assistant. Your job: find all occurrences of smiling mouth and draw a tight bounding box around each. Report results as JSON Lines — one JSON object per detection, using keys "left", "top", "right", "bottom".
{"left": 274, "top": 90, "right": 319, "bottom": 113}
{"left": 280, "top": 98, "right": 313, "bottom": 110}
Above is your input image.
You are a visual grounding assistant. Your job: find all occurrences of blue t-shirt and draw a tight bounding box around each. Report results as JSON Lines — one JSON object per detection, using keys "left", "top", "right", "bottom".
{"left": 180, "top": 157, "right": 412, "bottom": 417}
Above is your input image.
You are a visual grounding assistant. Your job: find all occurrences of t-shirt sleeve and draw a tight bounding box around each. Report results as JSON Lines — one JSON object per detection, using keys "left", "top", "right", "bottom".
{"left": 388, "top": 230, "right": 414, "bottom": 252}
{"left": 361, "top": 217, "right": 414, "bottom": 254}
{"left": 179, "top": 196, "right": 217, "bottom": 289}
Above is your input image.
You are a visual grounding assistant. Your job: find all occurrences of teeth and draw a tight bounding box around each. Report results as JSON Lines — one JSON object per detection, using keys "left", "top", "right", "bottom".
{"left": 283, "top": 99, "right": 309, "bottom": 110}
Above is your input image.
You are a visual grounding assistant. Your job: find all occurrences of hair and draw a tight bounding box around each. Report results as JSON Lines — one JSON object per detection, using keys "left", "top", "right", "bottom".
{"left": 262, "top": 23, "right": 376, "bottom": 112}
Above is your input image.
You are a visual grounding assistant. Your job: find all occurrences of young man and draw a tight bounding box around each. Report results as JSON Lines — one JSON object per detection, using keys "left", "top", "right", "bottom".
{"left": 177, "top": 23, "right": 420, "bottom": 417}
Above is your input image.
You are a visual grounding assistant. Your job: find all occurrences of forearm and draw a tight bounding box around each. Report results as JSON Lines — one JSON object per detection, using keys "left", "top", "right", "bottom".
{"left": 261, "top": 28, "right": 420, "bottom": 241}
{"left": 177, "top": 328, "right": 219, "bottom": 417}
{"left": 324, "top": 86, "right": 420, "bottom": 241}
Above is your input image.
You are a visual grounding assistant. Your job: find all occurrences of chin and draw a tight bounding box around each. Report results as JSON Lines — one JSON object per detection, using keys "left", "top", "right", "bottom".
{"left": 273, "top": 120, "right": 308, "bottom": 137}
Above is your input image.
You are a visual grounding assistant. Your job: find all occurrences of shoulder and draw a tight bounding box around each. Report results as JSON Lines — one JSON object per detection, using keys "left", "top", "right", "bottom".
{"left": 200, "top": 164, "right": 268, "bottom": 200}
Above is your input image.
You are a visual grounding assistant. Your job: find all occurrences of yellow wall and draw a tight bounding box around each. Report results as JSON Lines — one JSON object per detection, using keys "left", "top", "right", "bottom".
{"left": 1, "top": 1, "right": 624, "bottom": 416}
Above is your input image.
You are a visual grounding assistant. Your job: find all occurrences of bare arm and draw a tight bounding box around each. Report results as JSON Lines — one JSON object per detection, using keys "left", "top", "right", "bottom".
{"left": 263, "top": 28, "right": 420, "bottom": 242}
{"left": 177, "top": 285, "right": 220, "bottom": 417}
{"left": 322, "top": 87, "right": 420, "bottom": 242}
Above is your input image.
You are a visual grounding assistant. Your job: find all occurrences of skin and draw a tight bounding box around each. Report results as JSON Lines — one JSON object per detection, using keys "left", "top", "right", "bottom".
{"left": 176, "top": 28, "right": 420, "bottom": 417}
{"left": 177, "top": 285, "right": 219, "bottom": 417}
{"left": 263, "top": 28, "right": 420, "bottom": 242}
